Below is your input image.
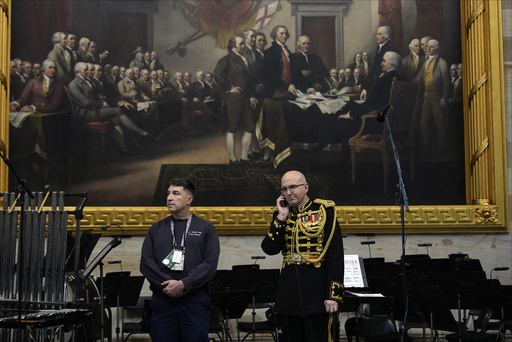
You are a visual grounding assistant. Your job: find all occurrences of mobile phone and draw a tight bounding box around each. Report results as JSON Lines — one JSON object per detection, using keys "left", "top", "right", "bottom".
{"left": 279, "top": 199, "right": 288, "bottom": 207}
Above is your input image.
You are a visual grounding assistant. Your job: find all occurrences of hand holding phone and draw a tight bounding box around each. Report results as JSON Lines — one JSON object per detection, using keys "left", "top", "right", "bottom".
{"left": 276, "top": 194, "right": 289, "bottom": 221}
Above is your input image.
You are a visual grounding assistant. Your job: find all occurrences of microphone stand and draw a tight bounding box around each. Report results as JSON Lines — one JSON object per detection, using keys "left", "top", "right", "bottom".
{"left": 381, "top": 106, "right": 409, "bottom": 342}
{"left": 0, "top": 151, "right": 35, "bottom": 324}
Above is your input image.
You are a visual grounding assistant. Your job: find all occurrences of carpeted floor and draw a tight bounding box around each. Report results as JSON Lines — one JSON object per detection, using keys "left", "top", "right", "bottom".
{"left": 153, "top": 155, "right": 466, "bottom": 207}
{"left": 153, "top": 163, "right": 282, "bottom": 206}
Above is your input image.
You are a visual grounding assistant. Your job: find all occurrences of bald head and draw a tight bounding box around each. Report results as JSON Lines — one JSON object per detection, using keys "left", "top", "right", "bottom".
{"left": 280, "top": 171, "right": 309, "bottom": 207}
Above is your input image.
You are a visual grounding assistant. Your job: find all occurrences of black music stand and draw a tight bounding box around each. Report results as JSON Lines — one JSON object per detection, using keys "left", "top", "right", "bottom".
{"left": 413, "top": 285, "right": 462, "bottom": 342}
{"left": 100, "top": 273, "right": 145, "bottom": 342}
{"left": 428, "top": 257, "right": 486, "bottom": 322}
{"left": 230, "top": 265, "right": 280, "bottom": 303}
{"left": 209, "top": 289, "right": 254, "bottom": 342}
{"left": 230, "top": 265, "right": 280, "bottom": 342}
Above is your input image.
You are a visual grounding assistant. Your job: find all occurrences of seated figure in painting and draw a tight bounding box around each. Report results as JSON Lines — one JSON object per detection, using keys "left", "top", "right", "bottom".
{"left": 137, "top": 69, "right": 151, "bottom": 89}
{"left": 184, "top": 70, "right": 214, "bottom": 136}
{"left": 69, "top": 62, "right": 150, "bottom": 154}
{"left": 10, "top": 59, "right": 64, "bottom": 113}
{"left": 118, "top": 68, "right": 151, "bottom": 103}
{"left": 307, "top": 51, "right": 403, "bottom": 155}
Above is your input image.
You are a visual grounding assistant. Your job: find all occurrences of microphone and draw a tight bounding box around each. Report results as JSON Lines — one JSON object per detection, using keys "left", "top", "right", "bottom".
{"left": 101, "top": 224, "right": 125, "bottom": 237}
{"left": 376, "top": 104, "right": 391, "bottom": 122}
{"left": 492, "top": 267, "right": 510, "bottom": 272}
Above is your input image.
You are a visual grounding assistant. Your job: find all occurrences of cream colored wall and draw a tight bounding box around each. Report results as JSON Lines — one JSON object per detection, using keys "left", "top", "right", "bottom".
{"left": 342, "top": 0, "right": 378, "bottom": 66}
{"left": 92, "top": 232, "right": 512, "bottom": 301}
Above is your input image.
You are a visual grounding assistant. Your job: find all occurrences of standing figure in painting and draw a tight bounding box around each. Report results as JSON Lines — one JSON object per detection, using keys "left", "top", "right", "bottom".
{"left": 242, "top": 28, "right": 265, "bottom": 162}
{"left": 65, "top": 33, "right": 79, "bottom": 72}
{"left": 213, "top": 36, "right": 258, "bottom": 166}
{"left": 419, "top": 36, "right": 432, "bottom": 67}
{"left": 130, "top": 46, "right": 149, "bottom": 71}
{"left": 263, "top": 25, "right": 298, "bottom": 98}
{"left": 416, "top": 39, "right": 450, "bottom": 155}
{"left": 87, "top": 41, "right": 98, "bottom": 63}
{"left": 261, "top": 170, "right": 344, "bottom": 342}
{"left": 361, "top": 51, "right": 371, "bottom": 78}
{"left": 401, "top": 38, "right": 422, "bottom": 81}
{"left": 255, "top": 32, "right": 267, "bottom": 60}
{"left": 290, "top": 35, "right": 329, "bottom": 94}
{"left": 47, "top": 32, "right": 73, "bottom": 86}
{"left": 150, "top": 51, "right": 165, "bottom": 72}
{"left": 348, "top": 53, "right": 363, "bottom": 76}
{"left": 366, "top": 26, "right": 397, "bottom": 88}
{"left": 242, "top": 28, "right": 258, "bottom": 73}
{"left": 76, "top": 37, "right": 90, "bottom": 63}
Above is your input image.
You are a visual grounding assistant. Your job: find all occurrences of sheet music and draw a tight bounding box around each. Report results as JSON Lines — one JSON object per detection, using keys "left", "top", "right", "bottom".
{"left": 344, "top": 254, "right": 365, "bottom": 288}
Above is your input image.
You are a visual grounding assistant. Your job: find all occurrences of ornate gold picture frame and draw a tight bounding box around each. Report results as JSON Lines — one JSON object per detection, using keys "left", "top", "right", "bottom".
{"left": 0, "top": 0, "right": 507, "bottom": 235}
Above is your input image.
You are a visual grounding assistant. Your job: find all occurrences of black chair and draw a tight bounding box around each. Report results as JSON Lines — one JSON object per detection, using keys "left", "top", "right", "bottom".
{"left": 209, "top": 305, "right": 228, "bottom": 342}
{"left": 345, "top": 316, "right": 399, "bottom": 342}
{"left": 122, "top": 299, "right": 151, "bottom": 341}
{"left": 445, "top": 308, "right": 501, "bottom": 342}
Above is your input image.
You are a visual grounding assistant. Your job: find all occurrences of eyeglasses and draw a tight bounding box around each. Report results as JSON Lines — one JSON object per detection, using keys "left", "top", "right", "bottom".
{"left": 280, "top": 183, "right": 305, "bottom": 193}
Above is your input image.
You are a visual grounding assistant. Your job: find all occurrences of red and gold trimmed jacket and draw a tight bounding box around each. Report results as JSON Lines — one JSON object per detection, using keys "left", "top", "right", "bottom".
{"left": 261, "top": 197, "right": 344, "bottom": 316}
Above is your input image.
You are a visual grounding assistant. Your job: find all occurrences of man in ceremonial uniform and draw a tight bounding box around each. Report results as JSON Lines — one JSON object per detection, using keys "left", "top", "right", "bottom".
{"left": 261, "top": 170, "right": 344, "bottom": 342}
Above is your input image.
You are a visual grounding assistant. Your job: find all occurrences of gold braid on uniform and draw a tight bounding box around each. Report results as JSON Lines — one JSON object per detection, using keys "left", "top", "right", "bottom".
{"left": 294, "top": 199, "right": 337, "bottom": 264}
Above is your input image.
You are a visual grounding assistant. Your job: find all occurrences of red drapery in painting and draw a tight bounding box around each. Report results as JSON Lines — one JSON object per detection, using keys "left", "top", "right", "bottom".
{"left": 415, "top": 0, "right": 445, "bottom": 49}
{"left": 379, "top": 0, "right": 403, "bottom": 51}
{"left": 11, "top": 0, "right": 71, "bottom": 63}
{"left": 197, "top": 0, "right": 261, "bottom": 47}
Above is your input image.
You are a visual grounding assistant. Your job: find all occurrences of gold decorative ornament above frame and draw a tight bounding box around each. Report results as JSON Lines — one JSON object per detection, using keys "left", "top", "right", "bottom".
{"left": 0, "top": 0, "right": 508, "bottom": 235}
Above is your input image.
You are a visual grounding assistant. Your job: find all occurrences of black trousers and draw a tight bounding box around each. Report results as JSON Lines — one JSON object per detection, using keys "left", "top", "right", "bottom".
{"left": 278, "top": 313, "right": 331, "bottom": 342}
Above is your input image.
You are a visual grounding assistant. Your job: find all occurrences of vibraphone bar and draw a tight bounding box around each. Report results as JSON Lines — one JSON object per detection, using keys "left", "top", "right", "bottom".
{"left": 0, "top": 308, "right": 95, "bottom": 342}
{"left": 0, "top": 191, "right": 68, "bottom": 308}
{"left": 0, "top": 190, "right": 90, "bottom": 341}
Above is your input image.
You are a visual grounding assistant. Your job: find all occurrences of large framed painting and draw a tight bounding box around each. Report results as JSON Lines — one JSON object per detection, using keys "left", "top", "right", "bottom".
{"left": 0, "top": 0, "right": 508, "bottom": 234}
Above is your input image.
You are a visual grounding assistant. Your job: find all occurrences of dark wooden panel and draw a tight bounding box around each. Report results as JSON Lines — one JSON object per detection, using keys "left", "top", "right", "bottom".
{"left": 302, "top": 16, "right": 336, "bottom": 69}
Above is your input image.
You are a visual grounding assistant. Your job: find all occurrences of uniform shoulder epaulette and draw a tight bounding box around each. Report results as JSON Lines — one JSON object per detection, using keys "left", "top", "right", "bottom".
{"left": 314, "top": 198, "right": 336, "bottom": 208}
{"left": 269, "top": 206, "right": 278, "bottom": 214}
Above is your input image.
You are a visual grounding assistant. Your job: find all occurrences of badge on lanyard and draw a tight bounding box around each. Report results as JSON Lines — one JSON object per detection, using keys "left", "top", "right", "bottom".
{"left": 161, "top": 216, "right": 191, "bottom": 271}
{"left": 162, "top": 248, "right": 185, "bottom": 270}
